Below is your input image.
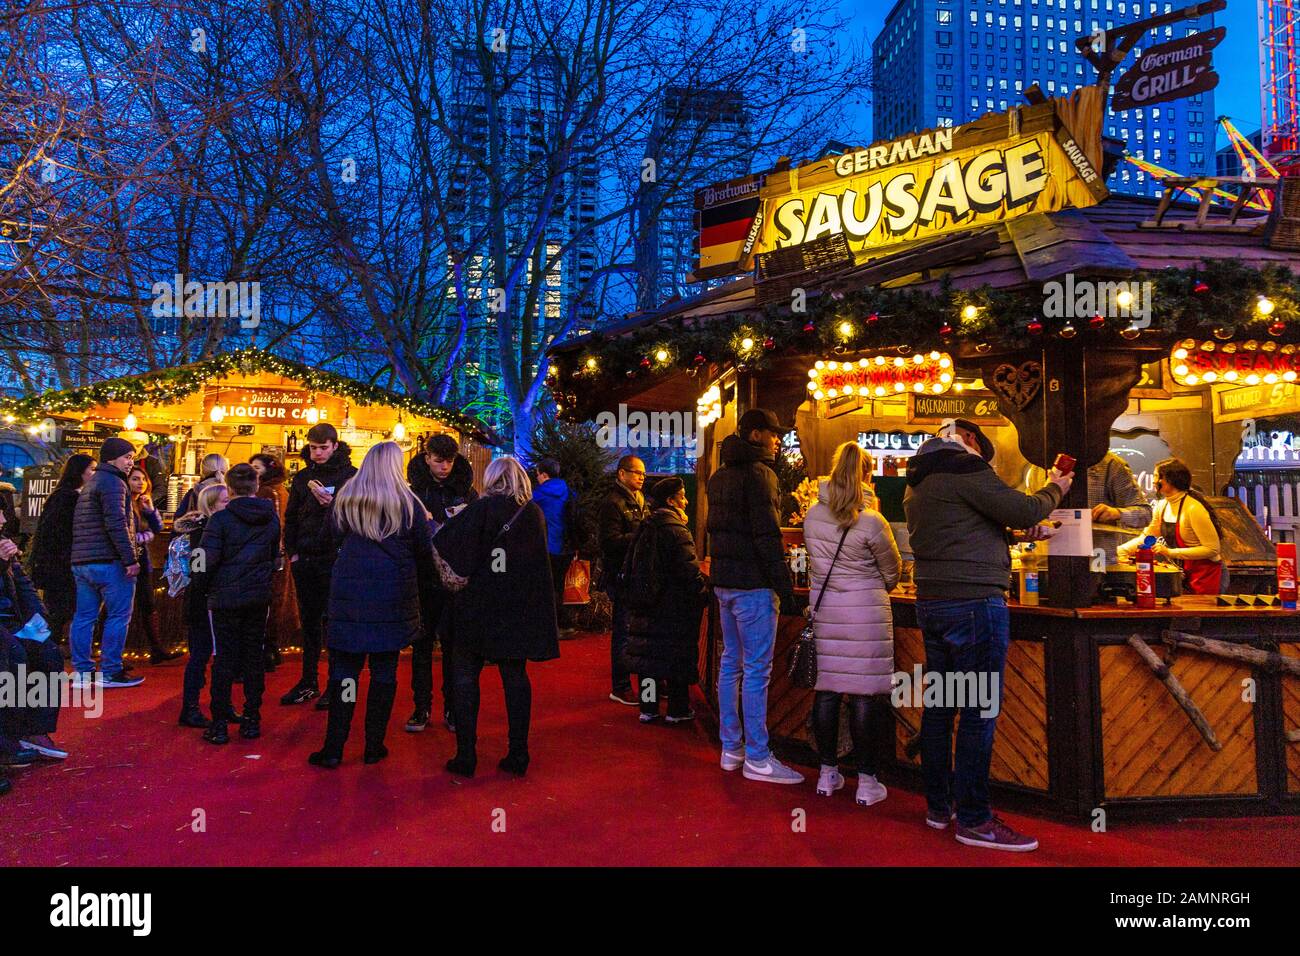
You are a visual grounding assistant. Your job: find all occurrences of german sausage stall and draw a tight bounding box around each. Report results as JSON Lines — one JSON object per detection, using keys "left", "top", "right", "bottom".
{"left": 550, "top": 80, "right": 1300, "bottom": 818}
{"left": 2, "top": 347, "right": 498, "bottom": 660}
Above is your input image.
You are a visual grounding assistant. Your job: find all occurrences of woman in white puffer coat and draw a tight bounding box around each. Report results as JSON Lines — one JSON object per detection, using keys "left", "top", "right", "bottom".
{"left": 802, "top": 441, "right": 901, "bottom": 806}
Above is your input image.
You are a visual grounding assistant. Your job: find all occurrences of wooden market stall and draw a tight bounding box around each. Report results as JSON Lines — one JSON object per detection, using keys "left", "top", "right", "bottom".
{"left": 2, "top": 348, "right": 499, "bottom": 660}
{"left": 549, "top": 44, "right": 1300, "bottom": 817}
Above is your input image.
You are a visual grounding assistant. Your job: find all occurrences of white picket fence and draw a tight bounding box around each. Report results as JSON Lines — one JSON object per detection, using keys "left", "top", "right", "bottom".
{"left": 1225, "top": 469, "right": 1300, "bottom": 543}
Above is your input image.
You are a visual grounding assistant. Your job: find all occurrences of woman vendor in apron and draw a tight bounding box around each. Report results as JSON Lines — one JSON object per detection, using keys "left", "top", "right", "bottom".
{"left": 1118, "top": 458, "right": 1222, "bottom": 594}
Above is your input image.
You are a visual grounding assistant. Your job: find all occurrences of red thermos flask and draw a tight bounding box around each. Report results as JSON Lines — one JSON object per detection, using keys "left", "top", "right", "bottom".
{"left": 1278, "top": 542, "right": 1297, "bottom": 610}
{"left": 1135, "top": 536, "right": 1156, "bottom": 609}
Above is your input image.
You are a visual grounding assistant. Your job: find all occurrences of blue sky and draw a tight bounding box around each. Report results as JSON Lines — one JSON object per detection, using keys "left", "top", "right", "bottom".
{"left": 852, "top": 0, "right": 1260, "bottom": 149}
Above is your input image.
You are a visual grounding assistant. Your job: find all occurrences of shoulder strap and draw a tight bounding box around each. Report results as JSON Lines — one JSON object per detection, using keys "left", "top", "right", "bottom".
{"left": 810, "top": 525, "right": 852, "bottom": 622}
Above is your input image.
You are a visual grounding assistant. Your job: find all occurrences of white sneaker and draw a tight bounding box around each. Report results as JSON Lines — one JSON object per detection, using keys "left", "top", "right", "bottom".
{"left": 816, "top": 765, "right": 844, "bottom": 796}
{"left": 742, "top": 755, "right": 805, "bottom": 785}
{"left": 720, "top": 748, "right": 745, "bottom": 771}
{"left": 855, "top": 774, "right": 888, "bottom": 807}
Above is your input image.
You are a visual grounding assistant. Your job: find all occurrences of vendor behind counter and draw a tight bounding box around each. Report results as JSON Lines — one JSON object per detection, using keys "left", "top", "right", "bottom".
{"left": 1117, "top": 457, "right": 1222, "bottom": 595}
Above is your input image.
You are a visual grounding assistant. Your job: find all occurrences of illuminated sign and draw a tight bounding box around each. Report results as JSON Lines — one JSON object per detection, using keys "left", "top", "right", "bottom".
{"left": 203, "top": 387, "right": 339, "bottom": 424}
{"left": 1168, "top": 339, "right": 1300, "bottom": 387}
{"left": 807, "top": 352, "right": 953, "bottom": 402}
{"left": 695, "top": 99, "right": 1106, "bottom": 279}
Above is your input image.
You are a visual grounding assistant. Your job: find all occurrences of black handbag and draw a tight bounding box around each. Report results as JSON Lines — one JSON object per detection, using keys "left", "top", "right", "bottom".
{"left": 786, "top": 525, "right": 850, "bottom": 689}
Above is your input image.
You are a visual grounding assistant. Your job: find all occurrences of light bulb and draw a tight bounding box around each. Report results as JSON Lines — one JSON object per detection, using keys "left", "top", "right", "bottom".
{"left": 1258, "top": 296, "right": 1276, "bottom": 316}
{"left": 123, "top": 412, "right": 137, "bottom": 431}
{"left": 962, "top": 305, "right": 979, "bottom": 320}
{"left": 655, "top": 349, "right": 669, "bottom": 362}
{"left": 209, "top": 406, "right": 225, "bottom": 423}
{"left": 838, "top": 321, "right": 853, "bottom": 337}
{"left": 393, "top": 420, "right": 406, "bottom": 441}
{"left": 305, "top": 407, "right": 320, "bottom": 424}
{"left": 740, "top": 337, "right": 754, "bottom": 351}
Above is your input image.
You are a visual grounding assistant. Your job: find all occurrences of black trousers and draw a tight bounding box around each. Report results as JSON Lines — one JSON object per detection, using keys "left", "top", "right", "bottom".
{"left": 411, "top": 591, "right": 450, "bottom": 714}
{"left": 0, "top": 633, "right": 62, "bottom": 739}
{"left": 452, "top": 647, "right": 530, "bottom": 759}
{"left": 209, "top": 604, "right": 269, "bottom": 720}
{"left": 548, "top": 552, "right": 571, "bottom": 627}
{"left": 291, "top": 558, "right": 332, "bottom": 688}
{"left": 182, "top": 621, "right": 213, "bottom": 710}
{"left": 639, "top": 677, "right": 691, "bottom": 718}
{"left": 812, "top": 691, "right": 890, "bottom": 775}
{"left": 330, "top": 648, "right": 400, "bottom": 686}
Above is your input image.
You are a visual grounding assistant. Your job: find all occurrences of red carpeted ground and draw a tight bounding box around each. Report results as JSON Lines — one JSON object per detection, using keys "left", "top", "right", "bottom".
{"left": 3, "top": 632, "right": 1297, "bottom": 867}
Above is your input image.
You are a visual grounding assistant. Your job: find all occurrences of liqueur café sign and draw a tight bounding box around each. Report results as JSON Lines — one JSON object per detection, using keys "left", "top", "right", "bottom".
{"left": 203, "top": 386, "right": 336, "bottom": 424}
{"left": 694, "top": 101, "right": 1106, "bottom": 278}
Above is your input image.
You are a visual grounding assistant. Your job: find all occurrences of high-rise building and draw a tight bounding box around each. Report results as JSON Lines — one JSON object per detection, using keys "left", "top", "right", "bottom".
{"left": 636, "top": 87, "right": 752, "bottom": 312}
{"left": 1216, "top": 127, "right": 1264, "bottom": 177}
{"left": 872, "top": 0, "right": 1219, "bottom": 197}
{"left": 444, "top": 46, "right": 599, "bottom": 431}
{"left": 1260, "top": 0, "right": 1300, "bottom": 155}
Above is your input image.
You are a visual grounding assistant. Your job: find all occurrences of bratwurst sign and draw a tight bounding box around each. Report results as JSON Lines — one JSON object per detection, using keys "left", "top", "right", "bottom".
{"left": 694, "top": 100, "right": 1106, "bottom": 278}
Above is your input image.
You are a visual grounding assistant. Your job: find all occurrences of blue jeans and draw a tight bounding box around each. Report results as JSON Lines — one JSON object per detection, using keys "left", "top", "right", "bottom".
{"left": 715, "top": 587, "right": 779, "bottom": 762}
{"left": 70, "top": 562, "right": 136, "bottom": 676}
{"left": 915, "top": 596, "right": 1010, "bottom": 829}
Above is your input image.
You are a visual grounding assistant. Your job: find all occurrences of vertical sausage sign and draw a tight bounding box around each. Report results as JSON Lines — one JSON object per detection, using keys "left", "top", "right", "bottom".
{"left": 1111, "top": 27, "right": 1224, "bottom": 112}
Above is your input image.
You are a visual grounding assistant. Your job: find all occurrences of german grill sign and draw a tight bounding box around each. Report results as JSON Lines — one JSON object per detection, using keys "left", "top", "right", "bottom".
{"left": 1112, "top": 27, "right": 1223, "bottom": 112}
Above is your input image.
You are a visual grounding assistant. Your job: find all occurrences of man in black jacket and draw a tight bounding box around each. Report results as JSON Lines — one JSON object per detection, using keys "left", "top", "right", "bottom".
{"left": 597, "top": 454, "right": 647, "bottom": 705}
{"left": 68, "top": 437, "right": 143, "bottom": 689}
{"left": 281, "top": 423, "right": 356, "bottom": 706}
{"left": 200, "top": 464, "right": 280, "bottom": 743}
{"left": 705, "top": 409, "right": 801, "bottom": 785}
{"left": 405, "top": 433, "right": 477, "bottom": 733}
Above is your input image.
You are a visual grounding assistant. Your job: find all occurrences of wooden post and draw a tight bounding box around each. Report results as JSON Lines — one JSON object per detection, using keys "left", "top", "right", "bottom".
{"left": 1126, "top": 634, "right": 1223, "bottom": 751}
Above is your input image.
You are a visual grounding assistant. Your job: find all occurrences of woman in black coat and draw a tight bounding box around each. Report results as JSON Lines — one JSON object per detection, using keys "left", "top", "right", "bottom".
{"left": 432, "top": 456, "right": 560, "bottom": 778}
{"left": 621, "top": 477, "right": 708, "bottom": 723}
{"left": 28, "top": 454, "right": 95, "bottom": 646}
{"left": 309, "top": 442, "right": 434, "bottom": 768}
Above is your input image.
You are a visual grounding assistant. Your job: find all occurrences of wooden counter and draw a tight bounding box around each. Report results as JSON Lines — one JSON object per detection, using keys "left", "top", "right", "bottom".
{"left": 698, "top": 588, "right": 1300, "bottom": 820}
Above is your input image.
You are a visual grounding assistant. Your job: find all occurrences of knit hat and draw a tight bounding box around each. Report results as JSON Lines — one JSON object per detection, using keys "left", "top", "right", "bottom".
{"left": 649, "top": 476, "right": 685, "bottom": 507}
{"left": 99, "top": 436, "right": 136, "bottom": 463}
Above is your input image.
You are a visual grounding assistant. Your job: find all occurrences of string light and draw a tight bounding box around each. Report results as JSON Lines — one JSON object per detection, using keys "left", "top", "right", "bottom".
{"left": 123, "top": 407, "right": 137, "bottom": 431}
{"left": 1257, "top": 295, "right": 1276, "bottom": 316}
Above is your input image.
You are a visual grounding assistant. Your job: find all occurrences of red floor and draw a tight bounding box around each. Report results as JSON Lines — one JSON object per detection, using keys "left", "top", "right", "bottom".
{"left": 3, "top": 632, "right": 1297, "bottom": 867}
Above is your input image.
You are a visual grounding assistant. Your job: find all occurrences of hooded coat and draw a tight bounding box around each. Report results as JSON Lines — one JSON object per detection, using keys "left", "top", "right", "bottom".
{"left": 199, "top": 496, "right": 281, "bottom": 610}
{"left": 621, "top": 507, "right": 708, "bottom": 682}
{"left": 704, "top": 433, "right": 792, "bottom": 599}
{"left": 407, "top": 453, "right": 478, "bottom": 529}
{"left": 29, "top": 484, "right": 80, "bottom": 613}
{"left": 903, "top": 436, "right": 1062, "bottom": 600}
{"left": 328, "top": 515, "right": 434, "bottom": 653}
{"left": 803, "top": 481, "right": 902, "bottom": 695}
{"left": 284, "top": 442, "right": 357, "bottom": 561}
{"left": 532, "top": 476, "right": 573, "bottom": 556}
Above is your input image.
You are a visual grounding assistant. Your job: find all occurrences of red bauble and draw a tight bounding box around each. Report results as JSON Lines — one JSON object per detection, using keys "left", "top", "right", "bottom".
{"left": 763, "top": 336, "right": 776, "bottom": 350}
{"left": 802, "top": 320, "right": 815, "bottom": 333}
{"left": 639, "top": 357, "right": 651, "bottom": 368}
{"left": 1269, "top": 319, "right": 1286, "bottom": 337}
{"left": 867, "top": 312, "right": 880, "bottom": 324}
{"left": 939, "top": 323, "right": 954, "bottom": 337}
{"left": 1193, "top": 281, "right": 1210, "bottom": 294}
{"left": 693, "top": 351, "right": 706, "bottom": 366}
{"left": 1089, "top": 314, "right": 1106, "bottom": 329}
{"left": 1027, "top": 319, "right": 1044, "bottom": 335}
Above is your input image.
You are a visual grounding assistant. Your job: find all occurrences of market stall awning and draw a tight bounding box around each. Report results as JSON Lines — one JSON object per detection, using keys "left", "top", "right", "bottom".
{"left": 0, "top": 347, "right": 502, "bottom": 446}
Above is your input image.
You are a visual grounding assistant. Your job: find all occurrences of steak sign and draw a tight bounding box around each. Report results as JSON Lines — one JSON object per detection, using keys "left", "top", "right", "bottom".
{"left": 1112, "top": 27, "right": 1223, "bottom": 112}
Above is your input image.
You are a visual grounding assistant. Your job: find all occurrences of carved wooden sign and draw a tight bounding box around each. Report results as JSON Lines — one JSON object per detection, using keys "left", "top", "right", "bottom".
{"left": 989, "top": 361, "right": 1043, "bottom": 411}
{"left": 1112, "top": 27, "right": 1224, "bottom": 112}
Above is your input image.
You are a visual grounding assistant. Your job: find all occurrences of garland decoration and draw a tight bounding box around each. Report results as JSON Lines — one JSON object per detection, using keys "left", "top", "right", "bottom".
{"left": 549, "top": 260, "right": 1300, "bottom": 416}
{"left": 0, "top": 347, "right": 493, "bottom": 441}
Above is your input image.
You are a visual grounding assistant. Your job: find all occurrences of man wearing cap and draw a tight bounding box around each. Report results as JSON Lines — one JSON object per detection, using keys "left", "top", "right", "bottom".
{"left": 705, "top": 408, "right": 802, "bottom": 785}
{"left": 903, "top": 418, "right": 1071, "bottom": 851}
{"left": 68, "top": 437, "right": 144, "bottom": 688}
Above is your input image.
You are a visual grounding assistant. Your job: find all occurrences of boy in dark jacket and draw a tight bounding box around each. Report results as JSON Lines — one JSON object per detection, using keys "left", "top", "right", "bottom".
{"left": 404, "top": 433, "right": 477, "bottom": 733}
{"left": 903, "top": 419, "right": 1071, "bottom": 852}
{"left": 200, "top": 464, "right": 280, "bottom": 744}
{"left": 704, "top": 409, "right": 800, "bottom": 785}
{"left": 597, "top": 455, "right": 648, "bottom": 705}
{"left": 281, "top": 423, "right": 356, "bottom": 706}
{"left": 69, "top": 437, "right": 143, "bottom": 688}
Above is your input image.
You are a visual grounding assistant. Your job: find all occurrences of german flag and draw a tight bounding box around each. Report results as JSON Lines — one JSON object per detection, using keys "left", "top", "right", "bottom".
{"left": 694, "top": 175, "right": 761, "bottom": 276}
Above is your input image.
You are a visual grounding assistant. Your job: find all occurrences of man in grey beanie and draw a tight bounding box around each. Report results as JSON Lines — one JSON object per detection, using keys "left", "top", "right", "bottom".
{"left": 68, "top": 437, "right": 144, "bottom": 688}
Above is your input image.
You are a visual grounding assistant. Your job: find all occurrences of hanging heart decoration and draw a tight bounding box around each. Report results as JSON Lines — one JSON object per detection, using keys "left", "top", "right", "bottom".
{"left": 989, "top": 361, "right": 1043, "bottom": 411}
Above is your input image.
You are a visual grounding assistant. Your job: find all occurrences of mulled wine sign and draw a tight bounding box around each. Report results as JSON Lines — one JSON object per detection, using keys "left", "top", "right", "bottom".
{"left": 1112, "top": 27, "right": 1224, "bottom": 112}
{"left": 693, "top": 100, "right": 1106, "bottom": 279}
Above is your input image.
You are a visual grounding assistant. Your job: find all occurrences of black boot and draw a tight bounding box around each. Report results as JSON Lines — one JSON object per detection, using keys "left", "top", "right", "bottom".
{"left": 178, "top": 705, "right": 209, "bottom": 728}
{"left": 363, "top": 682, "right": 397, "bottom": 764}
{"left": 308, "top": 681, "right": 354, "bottom": 768}
{"left": 203, "top": 721, "right": 229, "bottom": 745}
{"left": 498, "top": 749, "right": 529, "bottom": 776}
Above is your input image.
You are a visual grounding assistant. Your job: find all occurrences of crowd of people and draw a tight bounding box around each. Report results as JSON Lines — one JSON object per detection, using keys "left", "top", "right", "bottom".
{"left": 2, "top": 408, "right": 1093, "bottom": 854}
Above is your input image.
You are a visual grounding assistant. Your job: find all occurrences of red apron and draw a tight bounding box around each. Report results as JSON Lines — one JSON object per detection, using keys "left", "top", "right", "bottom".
{"left": 1162, "top": 498, "right": 1222, "bottom": 595}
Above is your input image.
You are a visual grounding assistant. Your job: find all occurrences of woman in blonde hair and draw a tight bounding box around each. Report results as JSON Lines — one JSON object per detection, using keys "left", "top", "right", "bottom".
{"left": 801, "top": 441, "right": 901, "bottom": 806}
{"left": 431, "top": 455, "right": 560, "bottom": 777}
{"left": 308, "top": 441, "right": 434, "bottom": 768}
